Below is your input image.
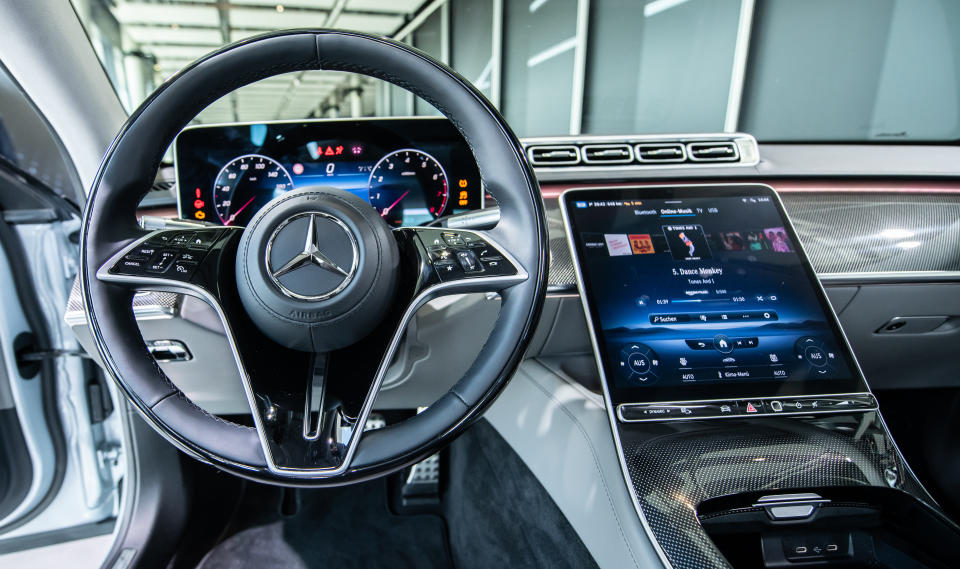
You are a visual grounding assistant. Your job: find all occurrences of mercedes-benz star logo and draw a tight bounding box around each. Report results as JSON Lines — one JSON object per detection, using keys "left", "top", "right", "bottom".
{"left": 265, "top": 212, "right": 359, "bottom": 301}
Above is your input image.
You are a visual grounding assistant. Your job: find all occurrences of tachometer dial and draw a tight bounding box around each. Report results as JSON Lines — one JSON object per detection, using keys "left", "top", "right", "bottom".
{"left": 213, "top": 154, "right": 293, "bottom": 226}
{"left": 368, "top": 149, "right": 449, "bottom": 227}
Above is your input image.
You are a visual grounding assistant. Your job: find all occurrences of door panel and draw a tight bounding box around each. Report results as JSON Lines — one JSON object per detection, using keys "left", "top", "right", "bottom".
{"left": 0, "top": 225, "right": 61, "bottom": 531}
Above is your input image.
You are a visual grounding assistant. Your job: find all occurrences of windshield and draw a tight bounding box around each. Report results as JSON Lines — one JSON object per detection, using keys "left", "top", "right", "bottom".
{"left": 73, "top": 0, "right": 960, "bottom": 142}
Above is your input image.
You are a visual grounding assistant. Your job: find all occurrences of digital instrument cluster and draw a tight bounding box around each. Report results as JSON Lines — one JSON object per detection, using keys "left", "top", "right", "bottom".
{"left": 563, "top": 185, "right": 871, "bottom": 410}
{"left": 174, "top": 118, "right": 485, "bottom": 228}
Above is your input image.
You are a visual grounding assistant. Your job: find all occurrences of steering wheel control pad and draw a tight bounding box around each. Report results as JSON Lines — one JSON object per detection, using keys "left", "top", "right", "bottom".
{"left": 106, "top": 228, "right": 225, "bottom": 281}
{"left": 414, "top": 228, "right": 519, "bottom": 281}
{"left": 235, "top": 187, "right": 399, "bottom": 352}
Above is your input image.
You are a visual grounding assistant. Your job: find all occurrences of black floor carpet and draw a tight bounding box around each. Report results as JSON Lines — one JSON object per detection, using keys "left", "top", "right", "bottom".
{"left": 444, "top": 421, "right": 600, "bottom": 569}
{"left": 191, "top": 420, "right": 599, "bottom": 569}
{"left": 195, "top": 479, "right": 452, "bottom": 569}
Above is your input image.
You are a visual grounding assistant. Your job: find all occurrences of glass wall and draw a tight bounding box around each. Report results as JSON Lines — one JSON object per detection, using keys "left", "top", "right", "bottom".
{"left": 72, "top": 0, "right": 157, "bottom": 113}
{"left": 501, "top": 0, "right": 578, "bottom": 136}
{"left": 583, "top": 0, "right": 740, "bottom": 134}
{"left": 412, "top": 9, "right": 444, "bottom": 116}
{"left": 740, "top": 0, "right": 960, "bottom": 141}
{"left": 450, "top": 0, "right": 494, "bottom": 100}
{"left": 75, "top": 0, "right": 960, "bottom": 141}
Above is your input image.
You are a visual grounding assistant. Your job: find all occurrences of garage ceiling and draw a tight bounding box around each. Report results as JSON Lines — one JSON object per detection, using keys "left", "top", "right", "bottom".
{"left": 108, "top": 0, "right": 433, "bottom": 123}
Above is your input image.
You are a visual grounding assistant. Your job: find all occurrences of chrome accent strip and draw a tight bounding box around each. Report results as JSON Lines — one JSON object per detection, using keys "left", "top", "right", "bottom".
{"left": 819, "top": 270, "right": 960, "bottom": 284}
{"left": 558, "top": 182, "right": 879, "bottom": 569}
{"left": 523, "top": 131, "right": 757, "bottom": 145}
{"left": 526, "top": 144, "right": 581, "bottom": 166}
{"left": 687, "top": 141, "right": 740, "bottom": 162}
{"left": 615, "top": 393, "right": 877, "bottom": 423}
{"left": 138, "top": 216, "right": 212, "bottom": 231}
{"left": 145, "top": 339, "right": 192, "bottom": 362}
{"left": 524, "top": 133, "right": 760, "bottom": 173}
{"left": 134, "top": 298, "right": 184, "bottom": 320}
{"left": 635, "top": 143, "right": 686, "bottom": 163}
{"left": 757, "top": 492, "right": 830, "bottom": 504}
{"left": 543, "top": 270, "right": 960, "bottom": 296}
{"left": 545, "top": 291, "right": 580, "bottom": 298}
{"left": 264, "top": 211, "right": 360, "bottom": 301}
{"left": 582, "top": 144, "right": 634, "bottom": 165}
{"left": 96, "top": 227, "right": 528, "bottom": 478}
{"left": 444, "top": 207, "right": 500, "bottom": 229}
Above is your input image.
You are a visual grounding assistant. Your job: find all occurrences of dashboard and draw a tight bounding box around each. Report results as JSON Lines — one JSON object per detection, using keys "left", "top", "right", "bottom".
{"left": 174, "top": 117, "right": 485, "bottom": 228}
{"left": 86, "top": 129, "right": 957, "bottom": 421}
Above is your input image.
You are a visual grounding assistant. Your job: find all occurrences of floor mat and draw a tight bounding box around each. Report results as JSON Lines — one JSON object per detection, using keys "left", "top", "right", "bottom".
{"left": 196, "top": 479, "right": 452, "bottom": 569}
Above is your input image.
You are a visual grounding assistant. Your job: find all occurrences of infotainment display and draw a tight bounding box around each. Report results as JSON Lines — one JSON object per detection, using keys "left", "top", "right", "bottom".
{"left": 562, "top": 185, "right": 871, "bottom": 412}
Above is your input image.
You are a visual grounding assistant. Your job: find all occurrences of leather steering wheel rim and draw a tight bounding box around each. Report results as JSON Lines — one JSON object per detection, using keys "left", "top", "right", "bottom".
{"left": 80, "top": 30, "right": 547, "bottom": 486}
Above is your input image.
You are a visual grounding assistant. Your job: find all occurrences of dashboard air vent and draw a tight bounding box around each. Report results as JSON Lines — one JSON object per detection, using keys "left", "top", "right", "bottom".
{"left": 582, "top": 144, "right": 633, "bottom": 164}
{"left": 687, "top": 142, "right": 739, "bottom": 162}
{"left": 527, "top": 145, "right": 581, "bottom": 166}
{"left": 521, "top": 134, "right": 757, "bottom": 169}
{"left": 635, "top": 143, "right": 686, "bottom": 163}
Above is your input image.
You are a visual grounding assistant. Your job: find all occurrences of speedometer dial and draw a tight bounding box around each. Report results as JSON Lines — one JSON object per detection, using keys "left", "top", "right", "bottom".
{"left": 213, "top": 154, "right": 293, "bottom": 227}
{"left": 368, "top": 149, "right": 449, "bottom": 227}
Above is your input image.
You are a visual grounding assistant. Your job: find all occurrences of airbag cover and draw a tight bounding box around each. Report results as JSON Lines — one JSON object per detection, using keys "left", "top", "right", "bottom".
{"left": 235, "top": 187, "right": 398, "bottom": 351}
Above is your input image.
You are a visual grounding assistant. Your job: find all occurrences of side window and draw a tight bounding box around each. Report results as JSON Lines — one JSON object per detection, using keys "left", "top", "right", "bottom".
{"left": 0, "top": 64, "right": 83, "bottom": 202}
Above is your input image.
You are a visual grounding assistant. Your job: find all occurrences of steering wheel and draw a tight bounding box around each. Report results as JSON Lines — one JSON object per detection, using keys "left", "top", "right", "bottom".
{"left": 79, "top": 31, "right": 547, "bottom": 485}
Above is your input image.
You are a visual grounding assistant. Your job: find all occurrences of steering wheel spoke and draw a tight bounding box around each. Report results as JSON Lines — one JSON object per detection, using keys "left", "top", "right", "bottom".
{"left": 236, "top": 343, "right": 357, "bottom": 472}
{"left": 233, "top": 285, "right": 410, "bottom": 474}
{"left": 222, "top": 226, "right": 527, "bottom": 475}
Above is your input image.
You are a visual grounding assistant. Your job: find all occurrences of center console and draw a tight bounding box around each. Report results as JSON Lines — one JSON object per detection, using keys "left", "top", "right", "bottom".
{"left": 560, "top": 184, "right": 960, "bottom": 569}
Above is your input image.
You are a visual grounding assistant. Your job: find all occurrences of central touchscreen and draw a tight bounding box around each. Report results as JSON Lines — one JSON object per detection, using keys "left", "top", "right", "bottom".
{"left": 563, "top": 185, "right": 868, "bottom": 406}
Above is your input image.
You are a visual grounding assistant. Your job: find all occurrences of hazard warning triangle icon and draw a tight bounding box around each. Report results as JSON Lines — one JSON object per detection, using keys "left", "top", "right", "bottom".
{"left": 745, "top": 402, "right": 758, "bottom": 413}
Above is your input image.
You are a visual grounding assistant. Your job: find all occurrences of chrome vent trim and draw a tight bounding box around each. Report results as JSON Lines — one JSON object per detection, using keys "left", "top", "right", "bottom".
{"left": 521, "top": 133, "right": 758, "bottom": 171}
{"left": 527, "top": 144, "right": 581, "bottom": 166}
{"left": 582, "top": 144, "right": 633, "bottom": 164}
{"left": 636, "top": 143, "right": 686, "bottom": 163}
{"left": 687, "top": 141, "right": 739, "bottom": 162}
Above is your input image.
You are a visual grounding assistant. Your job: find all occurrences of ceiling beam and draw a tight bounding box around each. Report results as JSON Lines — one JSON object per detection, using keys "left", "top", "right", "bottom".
{"left": 270, "top": 0, "right": 348, "bottom": 119}
{"left": 392, "top": 0, "right": 445, "bottom": 42}
{"left": 119, "top": 0, "right": 407, "bottom": 18}
{"left": 325, "top": 0, "right": 348, "bottom": 28}
{"left": 214, "top": 0, "right": 240, "bottom": 122}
